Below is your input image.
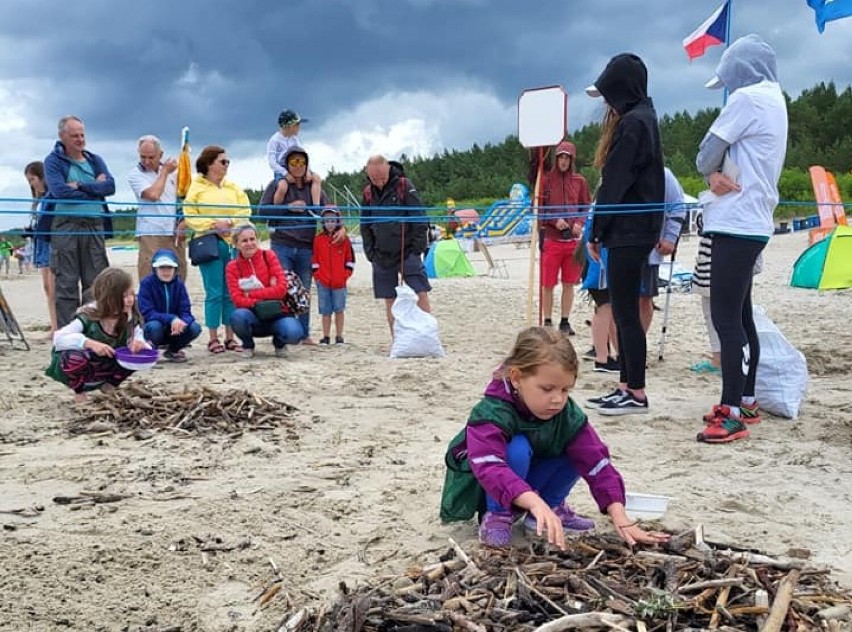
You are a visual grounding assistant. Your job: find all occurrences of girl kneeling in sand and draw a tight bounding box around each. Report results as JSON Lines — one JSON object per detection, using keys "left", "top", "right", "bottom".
{"left": 46, "top": 268, "right": 151, "bottom": 403}
{"left": 441, "top": 327, "right": 669, "bottom": 550}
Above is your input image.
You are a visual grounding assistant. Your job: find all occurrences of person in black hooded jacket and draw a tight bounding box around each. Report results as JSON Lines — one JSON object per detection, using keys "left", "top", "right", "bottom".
{"left": 360, "top": 155, "right": 431, "bottom": 338}
{"left": 584, "top": 53, "right": 665, "bottom": 416}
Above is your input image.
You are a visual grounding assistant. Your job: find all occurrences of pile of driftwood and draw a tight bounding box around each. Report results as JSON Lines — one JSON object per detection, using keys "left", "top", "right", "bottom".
{"left": 68, "top": 381, "right": 298, "bottom": 437}
{"left": 277, "top": 530, "right": 851, "bottom": 632}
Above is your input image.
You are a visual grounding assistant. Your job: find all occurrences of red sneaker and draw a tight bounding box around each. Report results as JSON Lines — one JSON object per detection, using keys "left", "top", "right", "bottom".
{"left": 697, "top": 406, "right": 750, "bottom": 443}
{"left": 702, "top": 405, "right": 725, "bottom": 424}
{"left": 739, "top": 401, "right": 762, "bottom": 425}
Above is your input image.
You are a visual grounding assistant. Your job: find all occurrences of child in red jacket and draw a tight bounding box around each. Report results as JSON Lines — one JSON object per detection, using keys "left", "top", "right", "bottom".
{"left": 312, "top": 207, "right": 355, "bottom": 344}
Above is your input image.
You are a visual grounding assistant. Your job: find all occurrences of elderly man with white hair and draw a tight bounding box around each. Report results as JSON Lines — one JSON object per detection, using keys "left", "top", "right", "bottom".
{"left": 128, "top": 134, "right": 187, "bottom": 282}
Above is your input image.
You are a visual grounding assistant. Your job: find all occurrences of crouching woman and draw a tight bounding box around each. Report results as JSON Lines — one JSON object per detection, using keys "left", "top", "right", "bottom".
{"left": 225, "top": 224, "right": 303, "bottom": 358}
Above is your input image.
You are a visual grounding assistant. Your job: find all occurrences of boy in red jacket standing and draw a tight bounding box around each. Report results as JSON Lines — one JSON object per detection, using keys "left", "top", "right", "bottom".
{"left": 312, "top": 207, "right": 355, "bottom": 345}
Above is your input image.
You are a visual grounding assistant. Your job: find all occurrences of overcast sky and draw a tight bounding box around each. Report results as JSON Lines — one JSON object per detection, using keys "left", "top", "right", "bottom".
{"left": 1, "top": 0, "right": 850, "bottom": 229}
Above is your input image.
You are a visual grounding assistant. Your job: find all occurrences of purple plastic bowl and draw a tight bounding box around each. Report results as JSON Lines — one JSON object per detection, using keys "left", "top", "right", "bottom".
{"left": 114, "top": 347, "right": 160, "bottom": 371}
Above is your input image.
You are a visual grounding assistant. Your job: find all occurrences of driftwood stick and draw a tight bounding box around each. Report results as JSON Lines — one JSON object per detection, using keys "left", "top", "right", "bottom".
{"left": 755, "top": 589, "right": 770, "bottom": 629}
{"left": 585, "top": 549, "right": 605, "bottom": 570}
{"left": 448, "top": 537, "right": 479, "bottom": 573}
{"left": 709, "top": 565, "right": 739, "bottom": 629}
{"left": 446, "top": 611, "right": 488, "bottom": 632}
{"left": 515, "top": 568, "right": 569, "bottom": 616}
{"left": 678, "top": 578, "right": 746, "bottom": 593}
{"left": 531, "top": 612, "right": 632, "bottom": 632}
{"left": 760, "top": 569, "right": 800, "bottom": 632}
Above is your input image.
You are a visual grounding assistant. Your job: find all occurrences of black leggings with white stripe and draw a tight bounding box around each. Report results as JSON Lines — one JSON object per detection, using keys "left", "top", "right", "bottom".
{"left": 710, "top": 234, "right": 766, "bottom": 407}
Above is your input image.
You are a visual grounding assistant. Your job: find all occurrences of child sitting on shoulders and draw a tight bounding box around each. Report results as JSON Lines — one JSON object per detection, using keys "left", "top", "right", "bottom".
{"left": 46, "top": 267, "right": 151, "bottom": 403}
{"left": 312, "top": 207, "right": 355, "bottom": 345}
{"left": 266, "top": 109, "right": 322, "bottom": 209}
{"left": 138, "top": 248, "right": 202, "bottom": 363}
{"left": 441, "top": 327, "right": 670, "bottom": 549}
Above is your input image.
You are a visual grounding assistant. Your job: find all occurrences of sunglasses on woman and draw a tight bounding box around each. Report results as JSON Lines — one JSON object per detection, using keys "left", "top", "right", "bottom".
{"left": 287, "top": 157, "right": 306, "bottom": 167}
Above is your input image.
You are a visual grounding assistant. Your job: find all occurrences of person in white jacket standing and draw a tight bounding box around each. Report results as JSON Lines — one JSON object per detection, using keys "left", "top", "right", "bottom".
{"left": 694, "top": 34, "right": 788, "bottom": 444}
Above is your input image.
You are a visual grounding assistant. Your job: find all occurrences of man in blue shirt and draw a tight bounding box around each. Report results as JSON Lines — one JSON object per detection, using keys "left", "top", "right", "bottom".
{"left": 44, "top": 115, "right": 115, "bottom": 326}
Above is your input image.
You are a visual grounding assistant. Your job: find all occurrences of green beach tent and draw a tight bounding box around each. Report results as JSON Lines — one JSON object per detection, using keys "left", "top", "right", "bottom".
{"left": 424, "top": 239, "right": 476, "bottom": 279}
{"left": 790, "top": 225, "right": 852, "bottom": 290}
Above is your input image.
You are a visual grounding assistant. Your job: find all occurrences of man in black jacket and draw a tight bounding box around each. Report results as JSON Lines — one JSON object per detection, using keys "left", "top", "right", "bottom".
{"left": 360, "top": 155, "right": 431, "bottom": 336}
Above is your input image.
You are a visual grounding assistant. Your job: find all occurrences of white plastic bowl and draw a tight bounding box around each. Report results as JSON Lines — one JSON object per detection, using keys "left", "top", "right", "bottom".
{"left": 625, "top": 492, "right": 672, "bottom": 520}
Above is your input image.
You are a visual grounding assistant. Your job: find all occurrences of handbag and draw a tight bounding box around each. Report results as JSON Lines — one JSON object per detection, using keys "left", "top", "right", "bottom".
{"left": 283, "top": 270, "right": 310, "bottom": 315}
{"left": 188, "top": 233, "right": 220, "bottom": 266}
{"left": 252, "top": 299, "right": 285, "bottom": 321}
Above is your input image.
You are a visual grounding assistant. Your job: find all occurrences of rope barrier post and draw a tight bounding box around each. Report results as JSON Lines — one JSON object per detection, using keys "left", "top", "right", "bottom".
{"left": 526, "top": 147, "right": 543, "bottom": 326}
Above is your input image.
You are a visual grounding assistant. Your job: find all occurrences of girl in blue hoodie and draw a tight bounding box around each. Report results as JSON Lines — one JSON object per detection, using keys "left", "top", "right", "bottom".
{"left": 138, "top": 248, "right": 201, "bottom": 362}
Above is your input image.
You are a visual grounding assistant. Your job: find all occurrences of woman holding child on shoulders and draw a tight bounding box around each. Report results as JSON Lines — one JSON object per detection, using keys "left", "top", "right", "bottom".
{"left": 225, "top": 224, "right": 303, "bottom": 358}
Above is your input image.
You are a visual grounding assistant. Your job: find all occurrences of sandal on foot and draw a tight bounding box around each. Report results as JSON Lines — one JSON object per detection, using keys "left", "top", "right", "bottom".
{"left": 690, "top": 359, "right": 720, "bottom": 374}
{"left": 207, "top": 340, "right": 225, "bottom": 354}
{"left": 224, "top": 339, "right": 243, "bottom": 352}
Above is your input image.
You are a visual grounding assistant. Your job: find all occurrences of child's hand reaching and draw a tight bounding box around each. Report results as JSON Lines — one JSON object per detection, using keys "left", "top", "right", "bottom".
{"left": 607, "top": 502, "right": 670, "bottom": 547}
{"left": 85, "top": 339, "right": 114, "bottom": 357}
{"left": 128, "top": 339, "right": 148, "bottom": 354}
{"left": 514, "top": 491, "right": 565, "bottom": 550}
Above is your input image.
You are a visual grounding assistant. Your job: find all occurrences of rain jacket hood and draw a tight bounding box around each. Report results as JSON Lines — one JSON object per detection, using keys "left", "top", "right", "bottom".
{"left": 711, "top": 33, "right": 779, "bottom": 93}
{"left": 552, "top": 141, "right": 577, "bottom": 173}
{"left": 592, "top": 53, "right": 649, "bottom": 115}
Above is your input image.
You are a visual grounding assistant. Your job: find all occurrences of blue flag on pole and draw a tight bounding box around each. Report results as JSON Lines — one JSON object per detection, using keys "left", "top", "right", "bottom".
{"left": 807, "top": 0, "right": 852, "bottom": 32}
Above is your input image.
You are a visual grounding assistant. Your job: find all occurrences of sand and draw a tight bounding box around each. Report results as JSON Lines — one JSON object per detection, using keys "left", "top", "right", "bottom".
{"left": 0, "top": 231, "right": 850, "bottom": 631}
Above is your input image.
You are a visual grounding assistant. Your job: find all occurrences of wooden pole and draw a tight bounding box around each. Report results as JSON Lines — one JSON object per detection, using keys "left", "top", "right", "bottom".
{"left": 526, "top": 147, "right": 544, "bottom": 325}
{"left": 760, "top": 569, "right": 799, "bottom": 632}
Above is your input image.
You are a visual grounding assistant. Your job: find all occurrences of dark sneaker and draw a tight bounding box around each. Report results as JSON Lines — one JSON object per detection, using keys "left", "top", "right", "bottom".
{"left": 524, "top": 504, "right": 595, "bottom": 536}
{"left": 586, "top": 389, "right": 624, "bottom": 409}
{"left": 739, "top": 401, "right": 762, "bottom": 425}
{"left": 559, "top": 320, "right": 576, "bottom": 336}
{"left": 478, "top": 510, "right": 513, "bottom": 548}
{"left": 164, "top": 350, "right": 187, "bottom": 363}
{"left": 319, "top": 337, "right": 331, "bottom": 345}
{"left": 335, "top": 336, "right": 345, "bottom": 345}
{"left": 594, "top": 357, "right": 620, "bottom": 373}
{"left": 543, "top": 319, "right": 553, "bottom": 328}
{"left": 597, "top": 391, "right": 649, "bottom": 416}
{"left": 583, "top": 347, "right": 596, "bottom": 361}
{"left": 697, "top": 406, "right": 750, "bottom": 443}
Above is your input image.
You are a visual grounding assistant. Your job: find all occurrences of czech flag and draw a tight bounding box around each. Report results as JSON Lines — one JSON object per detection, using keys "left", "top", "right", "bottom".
{"left": 683, "top": 2, "right": 730, "bottom": 60}
{"left": 807, "top": 0, "right": 852, "bottom": 33}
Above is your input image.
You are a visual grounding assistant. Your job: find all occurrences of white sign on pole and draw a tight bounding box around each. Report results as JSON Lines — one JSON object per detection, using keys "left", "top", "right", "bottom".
{"left": 518, "top": 86, "right": 568, "bottom": 148}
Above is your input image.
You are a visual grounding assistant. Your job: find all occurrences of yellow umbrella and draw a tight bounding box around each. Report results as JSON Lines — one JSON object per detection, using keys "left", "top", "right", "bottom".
{"left": 176, "top": 126, "right": 192, "bottom": 198}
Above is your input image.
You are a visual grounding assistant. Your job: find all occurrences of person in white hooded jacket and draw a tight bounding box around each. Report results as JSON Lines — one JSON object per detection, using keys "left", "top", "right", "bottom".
{"left": 694, "top": 34, "right": 788, "bottom": 444}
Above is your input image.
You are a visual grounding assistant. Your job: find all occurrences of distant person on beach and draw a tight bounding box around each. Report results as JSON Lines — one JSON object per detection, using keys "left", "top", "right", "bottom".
{"left": 25, "top": 161, "right": 58, "bottom": 334}
{"left": 440, "top": 327, "right": 670, "bottom": 550}
{"left": 639, "top": 167, "right": 687, "bottom": 333}
{"left": 539, "top": 140, "right": 591, "bottom": 335}
{"left": 46, "top": 268, "right": 151, "bottom": 404}
{"left": 585, "top": 54, "right": 665, "bottom": 416}
{"left": 43, "top": 115, "right": 115, "bottom": 328}
{"left": 259, "top": 146, "right": 345, "bottom": 345}
{"left": 694, "top": 34, "right": 788, "bottom": 444}
{"left": 183, "top": 145, "right": 252, "bottom": 354}
{"left": 360, "top": 155, "right": 431, "bottom": 339}
{"left": 0, "top": 236, "right": 13, "bottom": 276}
{"left": 138, "top": 249, "right": 201, "bottom": 363}
{"left": 266, "top": 110, "right": 322, "bottom": 209}
{"left": 128, "top": 135, "right": 187, "bottom": 282}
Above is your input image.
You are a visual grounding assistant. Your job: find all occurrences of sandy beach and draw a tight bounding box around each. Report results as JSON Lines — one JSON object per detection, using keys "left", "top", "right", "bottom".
{"left": 0, "top": 230, "right": 850, "bottom": 631}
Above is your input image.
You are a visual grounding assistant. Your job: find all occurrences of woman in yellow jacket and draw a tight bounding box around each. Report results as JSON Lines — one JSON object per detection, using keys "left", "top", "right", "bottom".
{"left": 183, "top": 145, "right": 251, "bottom": 353}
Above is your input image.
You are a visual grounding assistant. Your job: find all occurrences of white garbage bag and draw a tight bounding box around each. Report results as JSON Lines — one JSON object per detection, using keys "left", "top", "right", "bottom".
{"left": 753, "top": 306, "right": 808, "bottom": 419}
{"left": 389, "top": 284, "right": 445, "bottom": 359}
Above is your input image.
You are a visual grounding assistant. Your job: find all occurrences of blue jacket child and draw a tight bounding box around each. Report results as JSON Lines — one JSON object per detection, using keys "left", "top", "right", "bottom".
{"left": 138, "top": 249, "right": 201, "bottom": 362}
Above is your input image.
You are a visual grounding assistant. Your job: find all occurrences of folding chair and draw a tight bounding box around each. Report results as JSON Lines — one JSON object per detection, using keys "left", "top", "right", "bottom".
{"left": 0, "top": 284, "right": 29, "bottom": 351}
{"left": 474, "top": 238, "right": 509, "bottom": 279}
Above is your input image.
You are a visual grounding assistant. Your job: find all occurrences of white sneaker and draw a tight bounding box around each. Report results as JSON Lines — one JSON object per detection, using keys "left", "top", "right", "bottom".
{"left": 243, "top": 348, "right": 255, "bottom": 359}
{"left": 274, "top": 346, "right": 287, "bottom": 358}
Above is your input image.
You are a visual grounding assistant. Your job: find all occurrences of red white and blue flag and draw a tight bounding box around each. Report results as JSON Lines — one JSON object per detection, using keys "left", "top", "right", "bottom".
{"left": 683, "top": 2, "right": 730, "bottom": 60}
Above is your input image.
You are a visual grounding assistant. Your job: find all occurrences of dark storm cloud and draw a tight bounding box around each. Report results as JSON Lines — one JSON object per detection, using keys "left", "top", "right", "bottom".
{"left": 1, "top": 0, "right": 851, "bottom": 146}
